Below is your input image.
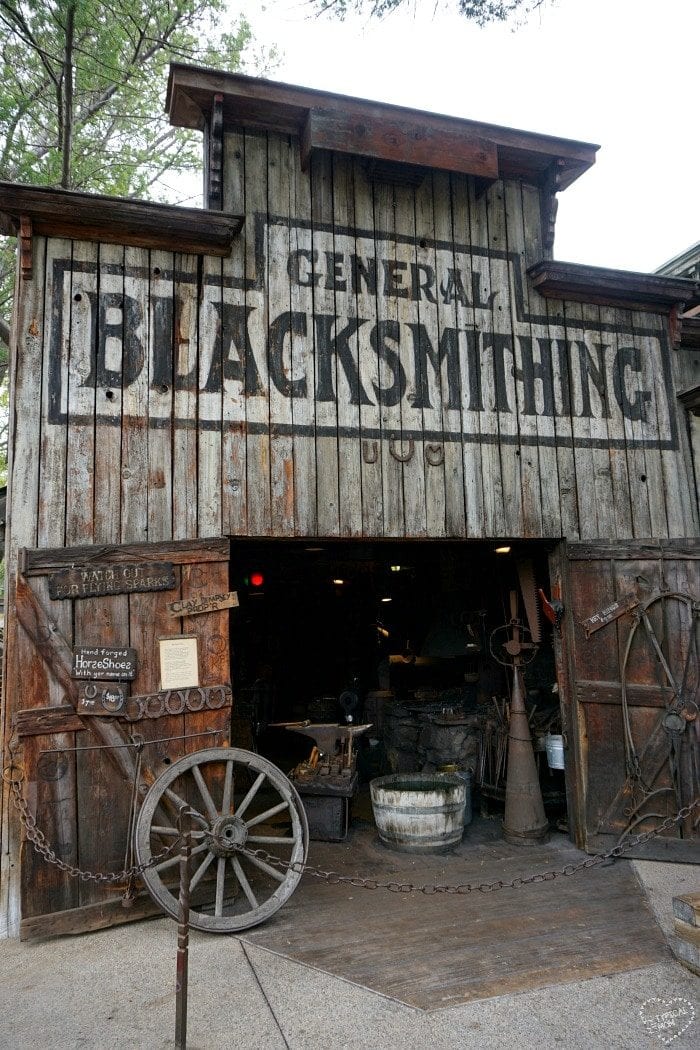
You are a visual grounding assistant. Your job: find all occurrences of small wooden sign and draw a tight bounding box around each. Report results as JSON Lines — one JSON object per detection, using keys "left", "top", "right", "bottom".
{"left": 71, "top": 646, "right": 137, "bottom": 681}
{"left": 581, "top": 595, "right": 640, "bottom": 637}
{"left": 167, "top": 591, "right": 239, "bottom": 617}
{"left": 49, "top": 562, "right": 175, "bottom": 600}
{"left": 77, "top": 681, "right": 130, "bottom": 716}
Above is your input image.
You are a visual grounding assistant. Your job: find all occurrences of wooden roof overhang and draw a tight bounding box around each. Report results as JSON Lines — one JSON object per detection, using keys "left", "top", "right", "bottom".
{"left": 530, "top": 260, "right": 700, "bottom": 349}
{"left": 529, "top": 260, "right": 700, "bottom": 314}
{"left": 167, "top": 64, "right": 599, "bottom": 190}
{"left": 0, "top": 182, "right": 243, "bottom": 279}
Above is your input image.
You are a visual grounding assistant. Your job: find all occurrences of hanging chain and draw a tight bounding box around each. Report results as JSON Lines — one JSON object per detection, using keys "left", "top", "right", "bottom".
{"left": 2, "top": 760, "right": 180, "bottom": 885}
{"left": 4, "top": 746, "right": 698, "bottom": 896}
{"left": 235, "top": 797, "right": 700, "bottom": 896}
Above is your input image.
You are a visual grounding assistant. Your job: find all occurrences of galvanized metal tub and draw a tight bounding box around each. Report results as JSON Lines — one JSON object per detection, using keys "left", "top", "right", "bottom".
{"left": 370, "top": 774, "right": 466, "bottom": 853}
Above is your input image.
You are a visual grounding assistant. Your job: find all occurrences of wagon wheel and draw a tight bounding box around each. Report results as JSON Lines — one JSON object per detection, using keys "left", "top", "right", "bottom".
{"left": 135, "top": 747, "right": 308, "bottom": 933}
{"left": 618, "top": 591, "right": 699, "bottom": 836}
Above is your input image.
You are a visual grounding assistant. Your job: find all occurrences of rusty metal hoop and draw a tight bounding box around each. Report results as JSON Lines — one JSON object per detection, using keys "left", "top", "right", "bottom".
{"left": 135, "top": 747, "right": 309, "bottom": 933}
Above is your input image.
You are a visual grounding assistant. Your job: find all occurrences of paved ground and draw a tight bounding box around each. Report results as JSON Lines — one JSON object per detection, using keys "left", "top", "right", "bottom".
{"left": 0, "top": 857, "right": 697, "bottom": 1049}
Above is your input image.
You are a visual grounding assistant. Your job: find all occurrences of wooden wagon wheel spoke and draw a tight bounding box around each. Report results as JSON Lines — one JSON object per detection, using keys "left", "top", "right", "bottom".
{"left": 247, "top": 835, "right": 296, "bottom": 844}
{"left": 164, "top": 785, "right": 206, "bottom": 826}
{"left": 235, "top": 771, "right": 265, "bottom": 820}
{"left": 215, "top": 857, "right": 227, "bottom": 917}
{"left": 190, "top": 851, "right": 216, "bottom": 892}
{"left": 154, "top": 841, "right": 209, "bottom": 874}
{"left": 245, "top": 800, "right": 290, "bottom": 828}
{"left": 135, "top": 747, "right": 309, "bottom": 933}
{"left": 221, "top": 758, "right": 234, "bottom": 816}
{"left": 240, "top": 851, "right": 287, "bottom": 883}
{"left": 192, "top": 765, "right": 218, "bottom": 821}
{"left": 230, "top": 856, "right": 258, "bottom": 909}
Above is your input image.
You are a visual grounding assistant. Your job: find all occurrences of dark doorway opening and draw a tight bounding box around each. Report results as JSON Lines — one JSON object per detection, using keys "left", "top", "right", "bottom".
{"left": 228, "top": 538, "right": 565, "bottom": 827}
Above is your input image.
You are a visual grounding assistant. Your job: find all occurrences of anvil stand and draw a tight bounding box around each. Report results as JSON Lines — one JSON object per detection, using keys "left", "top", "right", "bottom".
{"left": 272, "top": 722, "right": 372, "bottom": 841}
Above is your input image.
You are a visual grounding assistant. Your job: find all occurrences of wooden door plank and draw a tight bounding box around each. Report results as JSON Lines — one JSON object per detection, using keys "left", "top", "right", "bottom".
{"left": 23, "top": 537, "right": 229, "bottom": 573}
{"left": 562, "top": 300, "right": 599, "bottom": 539}
{"left": 289, "top": 137, "right": 318, "bottom": 535}
{"left": 267, "top": 134, "right": 296, "bottom": 536}
{"left": 484, "top": 182, "right": 523, "bottom": 537}
{"left": 432, "top": 171, "right": 467, "bottom": 538}
{"left": 2, "top": 236, "right": 57, "bottom": 932}
{"left": 581, "top": 300, "right": 616, "bottom": 539}
{"left": 147, "top": 249, "right": 175, "bottom": 541}
{"left": 120, "top": 246, "right": 150, "bottom": 544}
{"left": 171, "top": 253, "right": 199, "bottom": 541}
{"left": 311, "top": 149, "right": 340, "bottom": 537}
{"left": 94, "top": 242, "right": 125, "bottom": 545}
{"left": 395, "top": 180, "right": 427, "bottom": 538}
{"left": 198, "top": 252, "right": 224, "bottom": 538}
{"left": 448, "top": 174, "right": 484, "bottom": 538}
{"left": 374, "top": 181, "right": 404, "bottom": 538}
{"left": 412, "top": 173, "right": 446, "bottom": 537}
{"left": 221, "top": 129, "right": 248, "bottom": 536}
{"left": 468, "top": 180, "right": 504, "bottom": 537}
{"left": 243, "top": 130, "right": 272, "bottom": 537}
{"left": 597, "top": 303, "right": 634, "bottom": 539}
{"left": 332, "top": 153, "right": 363, "bottom": 538}
{"left": 543, "top": 293, "right": 580, "bottom": 539}
{"left": 504, "top": 179, "right": 550, "bottom": 537}
{"left": 353, "top": 160, "right": 383, "bottom": 537}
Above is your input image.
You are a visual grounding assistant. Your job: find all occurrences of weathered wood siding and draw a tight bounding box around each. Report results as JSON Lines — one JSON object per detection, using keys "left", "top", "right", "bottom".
{"left": 4, "top": 131, "right": 698, "bottom": 546}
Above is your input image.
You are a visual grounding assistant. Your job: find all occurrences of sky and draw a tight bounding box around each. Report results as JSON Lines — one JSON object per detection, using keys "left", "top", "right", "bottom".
{"left": 232, "top": 0, "right": 699, "bottom": 274}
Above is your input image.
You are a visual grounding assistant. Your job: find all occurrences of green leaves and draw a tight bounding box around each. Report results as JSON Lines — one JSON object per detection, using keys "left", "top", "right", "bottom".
{"left": 312, "top": 0, "right": 543, "bottom": 26}
{"left": 0, "top": 0, "right": 262, "bottom": 197}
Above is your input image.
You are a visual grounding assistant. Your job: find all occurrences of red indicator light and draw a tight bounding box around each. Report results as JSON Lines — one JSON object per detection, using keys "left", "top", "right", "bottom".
{"left": 250, "top": 572, "right": 264, "bottom": 588}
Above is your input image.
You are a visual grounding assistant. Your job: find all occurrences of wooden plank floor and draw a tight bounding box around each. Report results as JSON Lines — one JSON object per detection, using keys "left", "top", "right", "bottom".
{"left": 242, "top": 810, "right": 669, "bottom": 1010}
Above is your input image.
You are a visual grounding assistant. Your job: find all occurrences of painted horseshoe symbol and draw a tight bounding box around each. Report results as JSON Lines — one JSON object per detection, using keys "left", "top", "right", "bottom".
{"left": 362, "top": 440, "right": 378, "bottom": 464}
{"left": 425, "top": 443, "right": 445, "bottom": 466}
{"left": 389, "top": 438, "right": 415, "bottom": 463}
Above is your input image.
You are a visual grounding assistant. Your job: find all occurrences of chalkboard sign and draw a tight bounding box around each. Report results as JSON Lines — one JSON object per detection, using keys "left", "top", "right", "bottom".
{"left": 71, "top": 646, "right": 137, "bottom": 681}
{"left": 49, "top": 562, "right": 175, "bottom": 600}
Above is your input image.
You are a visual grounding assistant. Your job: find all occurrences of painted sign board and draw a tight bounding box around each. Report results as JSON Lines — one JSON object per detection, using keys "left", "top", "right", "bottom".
{"left": 45, "top": 218, "right": 676, "bottom": 452}
{"left": 49, "top": 561, "right": 175, "bottom": 600}
{"left": 167, "top": 591, "right": 239, "bottom": 617}
{"left": 71, "top": 646, "right": 137, "bottom": 681}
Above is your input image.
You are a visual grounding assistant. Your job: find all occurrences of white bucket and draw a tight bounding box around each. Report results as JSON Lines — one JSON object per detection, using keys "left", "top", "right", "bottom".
{"left": 545, "top": 734, "right": 565, "bottom": 770}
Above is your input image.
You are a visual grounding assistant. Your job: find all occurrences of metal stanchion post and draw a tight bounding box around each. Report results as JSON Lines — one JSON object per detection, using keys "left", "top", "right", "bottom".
{"left": 175, "top": 816, "right": 192, "bottom": 1050}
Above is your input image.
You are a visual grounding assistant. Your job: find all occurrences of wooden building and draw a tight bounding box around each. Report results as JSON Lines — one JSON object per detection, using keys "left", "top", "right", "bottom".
{"left": 0, "top": 66, "right": 698, "bottom": 940}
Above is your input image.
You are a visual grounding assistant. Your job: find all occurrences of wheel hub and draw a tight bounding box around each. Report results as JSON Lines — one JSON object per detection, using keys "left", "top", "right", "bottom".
{"left": 206, "top": 814, "right": 248, "bottom": 856}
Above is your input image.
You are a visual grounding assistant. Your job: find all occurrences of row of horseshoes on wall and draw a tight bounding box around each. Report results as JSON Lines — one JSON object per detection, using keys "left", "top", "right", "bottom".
{"left": 363, "top": 439, "right": 444, "bottom": 464}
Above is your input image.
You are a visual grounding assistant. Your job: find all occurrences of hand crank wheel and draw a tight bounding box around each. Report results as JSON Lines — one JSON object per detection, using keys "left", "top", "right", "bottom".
{"left": 135, "top": 747, "right": 309, "bottom": 933}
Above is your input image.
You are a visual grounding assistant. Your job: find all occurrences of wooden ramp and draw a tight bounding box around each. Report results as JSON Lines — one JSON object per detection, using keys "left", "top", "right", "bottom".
{"left": 242, "top": 815, "right": 669, "bottom": 1010}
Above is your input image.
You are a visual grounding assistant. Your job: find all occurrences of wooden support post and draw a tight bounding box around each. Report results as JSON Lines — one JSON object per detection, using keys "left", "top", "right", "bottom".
{"left": 19, "top": 215, "right": 32, "bottom": 280}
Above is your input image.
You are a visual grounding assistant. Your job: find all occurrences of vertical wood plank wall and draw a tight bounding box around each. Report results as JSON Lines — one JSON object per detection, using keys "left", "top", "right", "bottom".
{"left": 0, "top": 129, "right": 698, "bottom": 935}
{"left": 2, "top": 129, "right": 697, "bottom": 562}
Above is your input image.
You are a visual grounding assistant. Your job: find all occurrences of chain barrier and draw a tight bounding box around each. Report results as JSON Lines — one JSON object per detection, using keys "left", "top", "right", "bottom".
{"left": 3, "top": 750, "right": 698, "bottom": 895}
{"left": 235, "top": 798, "right": 700, "bottom": 896}
{"left": 2, "top": 761, "right": 181, "bottom": 885}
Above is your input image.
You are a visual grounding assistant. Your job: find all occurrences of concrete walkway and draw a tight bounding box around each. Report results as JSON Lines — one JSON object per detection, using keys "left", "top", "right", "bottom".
{"left": 0, "top": 859, "right": 697, "bottom": 1049}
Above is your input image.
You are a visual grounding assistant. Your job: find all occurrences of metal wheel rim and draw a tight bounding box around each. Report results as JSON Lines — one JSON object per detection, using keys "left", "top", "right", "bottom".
{"left": 135, "top": 747, "right": 309, "bottom": 933}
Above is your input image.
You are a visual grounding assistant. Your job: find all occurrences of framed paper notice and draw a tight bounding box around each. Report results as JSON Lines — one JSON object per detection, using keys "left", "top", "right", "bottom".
{"left": 159, "top": 636, "right": 200, "bottom": 690}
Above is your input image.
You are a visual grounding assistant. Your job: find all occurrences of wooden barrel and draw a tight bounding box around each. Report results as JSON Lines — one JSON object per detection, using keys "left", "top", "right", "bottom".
{"left": 370, "top": 774, "right": 466, "bottom": 853}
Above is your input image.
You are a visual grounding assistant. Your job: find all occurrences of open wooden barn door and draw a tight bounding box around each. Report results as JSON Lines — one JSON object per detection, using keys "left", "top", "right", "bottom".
{"left": 551, "top": 541, "right": 699, "bottom": 861}
{"left": 9, "top": 537, "right": 232, "bottom": 940}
